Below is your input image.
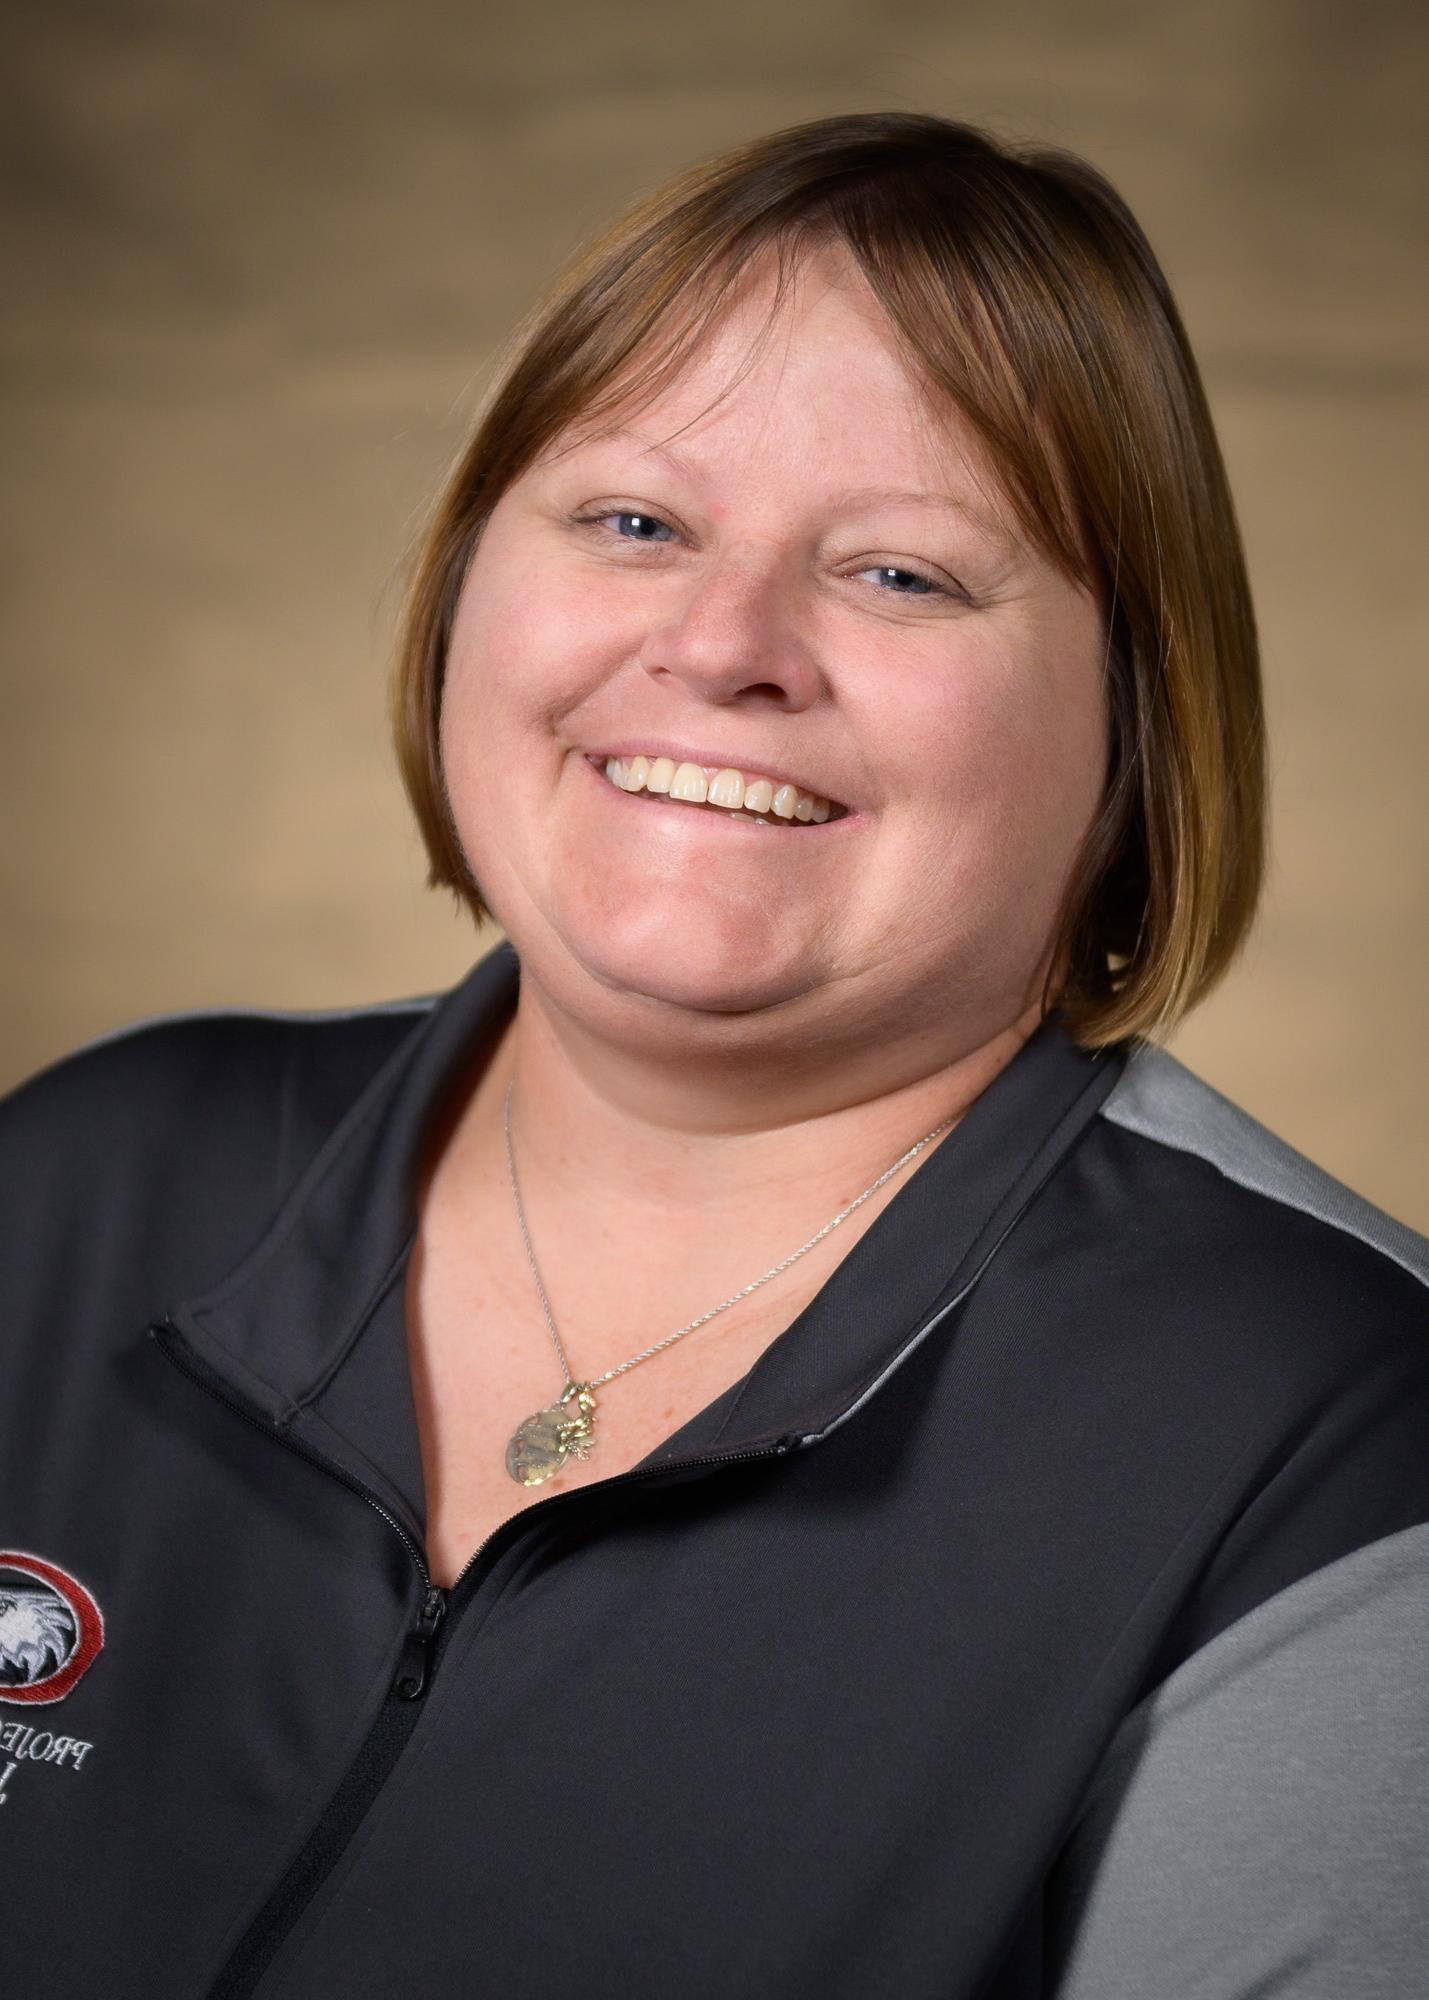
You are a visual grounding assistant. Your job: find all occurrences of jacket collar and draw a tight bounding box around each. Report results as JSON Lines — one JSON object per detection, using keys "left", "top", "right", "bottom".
{"left": 166, "top": 942, "right": 1128, "bottom": 1533}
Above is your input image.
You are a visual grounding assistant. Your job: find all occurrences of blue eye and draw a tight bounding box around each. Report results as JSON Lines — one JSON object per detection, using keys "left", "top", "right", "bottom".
{"left": 613, "top": 512, "right": 675, "bottom": 542}
{"left": 871, "top": 565, "right": 937, "bottom": 595}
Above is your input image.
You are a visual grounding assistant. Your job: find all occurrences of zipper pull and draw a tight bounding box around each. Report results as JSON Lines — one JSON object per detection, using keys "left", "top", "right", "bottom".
{"left": 392, "top": 1585, "right": 447, "bottom": 1701}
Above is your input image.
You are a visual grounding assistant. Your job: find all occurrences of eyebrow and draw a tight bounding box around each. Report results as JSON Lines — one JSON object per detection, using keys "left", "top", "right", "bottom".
{"left": 583, "top": 430, "right": 1018, "bottom": 550}
{"left": 836, "top": 486, "right": 1014, "bottom": 540}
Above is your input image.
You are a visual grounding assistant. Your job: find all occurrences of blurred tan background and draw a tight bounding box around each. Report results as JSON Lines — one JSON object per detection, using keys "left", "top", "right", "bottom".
{"left": 4, "top": 0, "right": 1425, "bottom": 1228}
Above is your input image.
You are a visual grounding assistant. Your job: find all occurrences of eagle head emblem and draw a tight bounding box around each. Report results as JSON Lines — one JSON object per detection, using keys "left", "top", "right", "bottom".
{"left": 0, "top": 1554, "right": 104, "bottom": 1705}
{"left": 0, "top": 1585, "right": 78, "bottom": 1685}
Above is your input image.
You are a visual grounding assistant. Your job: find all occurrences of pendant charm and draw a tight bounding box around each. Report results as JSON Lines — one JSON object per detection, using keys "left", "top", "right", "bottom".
{"left": 505, "top": 1381, "right": 599, "bottom": 1487}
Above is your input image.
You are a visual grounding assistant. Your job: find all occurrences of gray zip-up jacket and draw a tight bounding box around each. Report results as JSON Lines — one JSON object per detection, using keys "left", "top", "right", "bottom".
{"left": 4, "top": 940, "right": 1427, "bottom": 1997}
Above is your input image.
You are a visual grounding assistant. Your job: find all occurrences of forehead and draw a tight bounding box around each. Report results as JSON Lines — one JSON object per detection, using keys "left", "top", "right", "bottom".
{"left": 546, "top": 241, "right": 1018, "bottom": 529}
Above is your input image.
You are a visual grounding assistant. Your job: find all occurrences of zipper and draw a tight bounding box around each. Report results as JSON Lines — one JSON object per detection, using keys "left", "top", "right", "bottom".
{"left": 391, "top": 1585, "right": 446, "bottom": 1700}
{"left": 150, "top": 1317, "right": 795, "bottom": 1997}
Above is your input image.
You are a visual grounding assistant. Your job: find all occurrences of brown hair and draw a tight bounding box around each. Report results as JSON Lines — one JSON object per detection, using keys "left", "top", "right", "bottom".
{"left": 392, "top": 111, "right": 1265, "bottom": 1046}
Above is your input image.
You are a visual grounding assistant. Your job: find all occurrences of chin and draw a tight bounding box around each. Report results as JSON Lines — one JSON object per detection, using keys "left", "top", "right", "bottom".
{"left": 539, "top": 913, "right": 820, "bottom": 1024}
{"left": 583, "top": 940, "right": 814, "bottom": 1020}
{"left": 502, "top": 854, "right": 811, "bottom": 1015}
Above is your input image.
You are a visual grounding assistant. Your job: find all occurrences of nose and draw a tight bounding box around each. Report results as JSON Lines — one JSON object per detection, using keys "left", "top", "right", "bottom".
{"left": 635, "top": 549, "right": 824, "bottom": 710}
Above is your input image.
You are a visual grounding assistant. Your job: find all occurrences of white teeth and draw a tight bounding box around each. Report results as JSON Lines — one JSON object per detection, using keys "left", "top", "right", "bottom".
{"left": 707, "top": 767, "right": 745, "bottom": 809}
{"left": 600, "top": 755, "right": 838, "bottom": 825}
{"left": 668, "top": 762, "right": 709, "bottom": 803}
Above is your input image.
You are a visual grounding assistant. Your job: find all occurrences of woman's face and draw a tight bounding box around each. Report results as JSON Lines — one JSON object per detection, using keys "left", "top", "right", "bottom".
{"left": 441, "top": 245, "right": 1108, "bottom": 1064}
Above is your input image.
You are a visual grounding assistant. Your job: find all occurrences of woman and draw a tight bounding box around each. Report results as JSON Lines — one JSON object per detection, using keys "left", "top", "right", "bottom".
{"left": 3, "top": 113, "right": 1426, "bottom": 1998}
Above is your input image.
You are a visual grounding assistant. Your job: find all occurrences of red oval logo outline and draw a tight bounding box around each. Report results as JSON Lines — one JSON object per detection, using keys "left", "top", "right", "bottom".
{"left": 0, "top": 1550, "right": 105, "bottom": 1704}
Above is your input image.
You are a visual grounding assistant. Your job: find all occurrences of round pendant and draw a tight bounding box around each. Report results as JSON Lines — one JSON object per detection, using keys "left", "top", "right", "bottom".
{"left": 505, "top": 1406, "right": 571, "bottom": 1487}
{"left": 504, "top": 1381, "right": 599, "bottom": 1488}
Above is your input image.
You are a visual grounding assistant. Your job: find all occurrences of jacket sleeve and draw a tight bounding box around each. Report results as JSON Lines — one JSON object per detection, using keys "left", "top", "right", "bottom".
{"left": 1048, "top": 1519, "right": 1429, "bottom": 2000}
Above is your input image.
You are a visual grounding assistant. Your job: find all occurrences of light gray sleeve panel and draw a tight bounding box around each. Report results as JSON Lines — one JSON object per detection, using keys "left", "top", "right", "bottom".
{"left": 1101, "top": 1043, "right": 1429, "bottom": 1292}
{"left": 1050, "top": 1521, "right": 1429, "bottom": 2000}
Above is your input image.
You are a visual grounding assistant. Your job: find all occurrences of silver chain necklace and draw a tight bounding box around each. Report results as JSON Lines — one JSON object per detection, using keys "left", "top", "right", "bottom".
{"left": 501, "top": 1078, "right": 954, "bottom": 1486}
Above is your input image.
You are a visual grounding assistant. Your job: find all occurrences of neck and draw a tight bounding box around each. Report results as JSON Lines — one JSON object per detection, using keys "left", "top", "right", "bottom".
{"left": 449, "top": 960, "right": 1047, "bottom": 1243}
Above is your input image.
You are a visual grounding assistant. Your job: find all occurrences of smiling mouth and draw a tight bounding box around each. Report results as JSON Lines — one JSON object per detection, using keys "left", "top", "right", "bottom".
{"left": 595, "top": 755, "right": 847, "bottom": 827}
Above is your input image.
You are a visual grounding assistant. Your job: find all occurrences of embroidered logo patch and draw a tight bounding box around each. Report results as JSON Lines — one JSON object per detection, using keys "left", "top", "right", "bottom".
{"left": 0, "top": 1551, "right": 105, "bottom": 1705}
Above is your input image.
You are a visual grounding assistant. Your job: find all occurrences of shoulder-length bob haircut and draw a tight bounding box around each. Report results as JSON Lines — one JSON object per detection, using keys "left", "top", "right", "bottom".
{"left": 392, "top": 111, "right": 1265, "bottom": 1047}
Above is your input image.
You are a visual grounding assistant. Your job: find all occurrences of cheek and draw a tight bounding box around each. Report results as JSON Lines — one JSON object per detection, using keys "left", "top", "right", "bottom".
{"left": 438, "top": 567, "right": 549, "bottom": 860}
{"left": 443, "top": 502, "right": 629, "bottom": 730}
{"left": 445, "top": 578, "right": 570, "bottom": 736}
{"left": 438, "top": 543, "right": 641, "bottom": 890}
{"left": 886, "top": 625, "right": 1108, "bottom": 885}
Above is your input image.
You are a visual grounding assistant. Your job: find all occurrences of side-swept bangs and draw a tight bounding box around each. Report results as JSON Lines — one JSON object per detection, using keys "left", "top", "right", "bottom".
{"left": 393, "top": 111, "right": 1265, "bottom": 1046}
